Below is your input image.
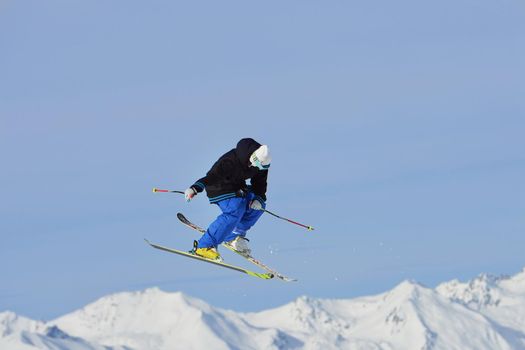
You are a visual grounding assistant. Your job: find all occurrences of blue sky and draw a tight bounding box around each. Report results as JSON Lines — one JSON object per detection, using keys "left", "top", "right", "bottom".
{"left": 1, "top": 0, "right": 524, "bottom": 320}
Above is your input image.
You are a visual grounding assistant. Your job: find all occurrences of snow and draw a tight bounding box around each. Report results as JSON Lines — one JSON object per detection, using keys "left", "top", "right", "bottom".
{"left": 0, "top": 311, "right": 121, "bottom": 350}
{"left": 2, "top": 268, "right": 525, "bottom": 349}
{"left": 52, "top": 287, "right": 283, "bottom": 350}
{"left": 436, "top": 267, "right": 525, "bottom": 340}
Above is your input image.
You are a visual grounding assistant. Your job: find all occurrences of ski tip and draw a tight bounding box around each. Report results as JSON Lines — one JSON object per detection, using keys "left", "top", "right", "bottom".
{"left": 152, "top": 188, "right": 158, "bottom": 193}
{"left": 275, "top": 275, "right": 298, "bottom": 282}
{"left": 308, "top": 226, "right": 314, "bottom": 231}
{"left": 263, "top": 273, "right": 275, "bottom": 280}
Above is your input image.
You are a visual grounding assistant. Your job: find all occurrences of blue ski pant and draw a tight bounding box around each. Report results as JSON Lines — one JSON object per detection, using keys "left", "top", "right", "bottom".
{"left": 197, "top": 192, "right": 265, "bottom": 248}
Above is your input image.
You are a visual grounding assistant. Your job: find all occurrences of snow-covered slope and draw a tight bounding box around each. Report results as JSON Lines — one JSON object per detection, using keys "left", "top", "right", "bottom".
{"left": 51, "top": 288, "right": 287, "bottom": 350}
{"left": 3, "top": 267, "right": 525, "bottom": 350}
{"left": 436, "top": 267, "right": 525, "bottom": 344}
{"left": 245, "top": 280, "right": 519, "bottom": 349}
{"left": 0, "top": 311, "right": 122, "bottom": 350}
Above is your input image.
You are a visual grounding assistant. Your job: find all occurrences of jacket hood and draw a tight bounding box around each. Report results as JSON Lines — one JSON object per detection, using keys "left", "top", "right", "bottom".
{"left": 235, "top": 138, "right": 262, "bottom": 165}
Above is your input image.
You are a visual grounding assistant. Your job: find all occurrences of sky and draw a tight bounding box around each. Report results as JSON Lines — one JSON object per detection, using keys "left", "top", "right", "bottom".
{"left": 1, "top": 0, "right": 524, "bottom": 321}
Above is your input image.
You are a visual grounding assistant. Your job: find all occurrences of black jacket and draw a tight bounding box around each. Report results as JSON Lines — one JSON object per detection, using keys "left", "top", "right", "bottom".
{"left": 190, "top": 138, "right": 269, "bottom": 204}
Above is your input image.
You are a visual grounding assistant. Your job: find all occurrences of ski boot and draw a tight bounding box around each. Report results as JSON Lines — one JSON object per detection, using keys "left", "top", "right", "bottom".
{"left": 192, "top": 240, "right": 223, "bottom": 262}
{"left": 225, "top": 236, "right": 251, "bottom": 256}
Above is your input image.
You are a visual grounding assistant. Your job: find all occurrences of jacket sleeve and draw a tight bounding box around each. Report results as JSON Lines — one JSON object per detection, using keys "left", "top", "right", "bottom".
{"left": 190, "top": 158, "right": 234, "bottom": 193}
{"left": 250, "top": 170, "right": 268, "bottom": 202}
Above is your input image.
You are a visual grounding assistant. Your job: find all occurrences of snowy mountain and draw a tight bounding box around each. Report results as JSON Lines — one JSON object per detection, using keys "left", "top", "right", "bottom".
{"left": 0, "top": 311, "right": 125, "bottom": 350}
{"left": 436, "top": 267, "right": 525, "bottom": 340}
{"left": 2, "top": 268, "right": 525, "bottom": 350}
{"left": 51, "top": 288, "right": 286, "bottom": 350}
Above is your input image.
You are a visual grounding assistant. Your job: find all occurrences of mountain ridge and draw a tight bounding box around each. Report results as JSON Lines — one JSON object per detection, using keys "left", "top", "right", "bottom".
{"left": 2, "top": 268, "right": 525, "bottom": 349}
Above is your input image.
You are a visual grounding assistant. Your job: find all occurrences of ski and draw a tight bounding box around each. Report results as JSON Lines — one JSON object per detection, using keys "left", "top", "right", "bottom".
{"left": 177, "top": 212, "right": 297, "bottom": 282}
{"left": 144, "top": 239, "right": 274, "bottom": 280}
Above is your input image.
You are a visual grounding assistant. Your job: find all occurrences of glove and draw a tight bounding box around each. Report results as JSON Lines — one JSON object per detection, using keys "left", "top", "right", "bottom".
{"left": 250, "top": 199, "right": 264, "bottom": 210}
{"left": 184, "top": 187, "right": 197, "bottom": 202}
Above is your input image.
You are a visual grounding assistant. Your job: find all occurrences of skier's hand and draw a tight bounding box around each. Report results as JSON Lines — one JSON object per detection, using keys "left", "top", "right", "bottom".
{"left": 250, "top": 199, "right": 264, "bottom": 210}
{"left": 184, "top": 187, "right": 197, "bottom": 202}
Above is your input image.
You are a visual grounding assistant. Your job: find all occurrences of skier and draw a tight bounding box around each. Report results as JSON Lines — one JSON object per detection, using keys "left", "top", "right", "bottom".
{"left": 184, "top": 138, "right": 271, "bottom": 261}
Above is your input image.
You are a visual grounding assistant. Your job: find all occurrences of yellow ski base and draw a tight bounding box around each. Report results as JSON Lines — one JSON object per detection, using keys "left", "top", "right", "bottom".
{"left": 145, "top": 239, "right": 274, "bottom": 280}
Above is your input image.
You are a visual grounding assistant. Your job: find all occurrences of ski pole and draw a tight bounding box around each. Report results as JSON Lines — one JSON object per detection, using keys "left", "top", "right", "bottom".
{"left": 261, "top": 208, "right": 314, "bottom": 231}
{"left": 153, "top": 187, "right": 314, "bottom": 230}
{"left": 152, "top": 188, "right": 185, "bottom": 194}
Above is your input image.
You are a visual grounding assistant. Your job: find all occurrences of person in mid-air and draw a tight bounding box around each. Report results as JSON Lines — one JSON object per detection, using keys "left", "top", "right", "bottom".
{"left": 184, "top": 138, "right": 271, "bottom": 261}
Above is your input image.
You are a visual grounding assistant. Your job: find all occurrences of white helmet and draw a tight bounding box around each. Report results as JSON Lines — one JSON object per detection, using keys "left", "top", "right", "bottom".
{"left": 249, "top": 145, "right": 271, "bottom": 170}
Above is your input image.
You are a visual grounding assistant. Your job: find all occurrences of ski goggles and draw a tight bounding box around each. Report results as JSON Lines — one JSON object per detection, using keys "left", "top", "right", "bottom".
{"left": 250, "top": 153, "right": 270, "bottom": 170}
